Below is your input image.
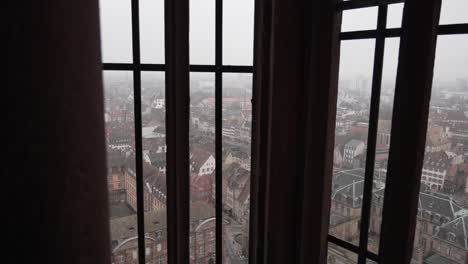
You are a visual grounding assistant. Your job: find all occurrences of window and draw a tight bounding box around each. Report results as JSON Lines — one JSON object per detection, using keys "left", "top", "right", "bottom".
{"left": 412, "top": 32, "right": 468, "bottom": 264}
{"left": 100, "top": 0, "right": 167, "bottom": 263}
{"left": 100, "top": 0, "right": 253, "bottom": 263}
{"left": 328, "top": 1, "right": 468, "bottom": 264}
{"left": 99, "top": 0, "right": 466, "bottom": 264}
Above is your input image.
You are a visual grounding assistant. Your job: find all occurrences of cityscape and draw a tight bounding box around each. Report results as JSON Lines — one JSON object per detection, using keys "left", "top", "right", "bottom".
{"left": 103, "top": 69, "right": 468, "bottom": 264}
{"left": 101, "top": 5, "right": 467, "bottom": 262}
{"left": 104, "top": 72, "right": 252, "bottom": 264}
{"left": 328, "top": 69, "right": 468, "bottom": 263}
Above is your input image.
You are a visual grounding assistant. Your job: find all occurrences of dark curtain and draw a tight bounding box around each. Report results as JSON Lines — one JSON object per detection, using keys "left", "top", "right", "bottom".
{"left": 7, "top": 1, "right": 110, "bottom": 263}
{"left": 249, "top": 0, "right": 341, "bottom": 263}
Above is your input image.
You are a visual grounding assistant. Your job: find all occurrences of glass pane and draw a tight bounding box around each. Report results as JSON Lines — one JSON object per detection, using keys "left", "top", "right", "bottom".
{"left": 412, "top": 35, "right": 468, "bottom": 264}
{"left": 222, "top": 73, "right": 253, "bottom": 263}
{"left": 440, "top": 0, "right": 468, "bottom": 25}
{"left": 141, "top": 72, "right": 167, "bottom": 264}
{"left": 189, "top": 73, "right": 216, "bottom": 263}
{"left": 140, "top": 0, "right": 165, "bottom": 64}
{"left": 386, "top": 3, "right": 404, "bottom": 29}
{"left": 367, "top": 37, "right": 400, "bottom": 253}
{"left": 341, "top": 7, "right": 378, "bottom": 32}
{"left": 99, "top": 0, "right": 132, "bottom": 63}
{"left": 329, "top": 40, "right": 375, "bottom": 246}
{"left": 223, "top": 0, "right": 255, "bottom": 66}
{"left": 327, "top": 243, "right": 358, "bottom": 264}
{"left": 103, "top": 71, "right": 140, "bottom": 263}
{"left": 190, "top": 0, "right": 215, "bottom": 65}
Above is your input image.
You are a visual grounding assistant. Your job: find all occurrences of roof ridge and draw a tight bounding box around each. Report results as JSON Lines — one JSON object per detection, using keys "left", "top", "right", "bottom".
{"left": 461, "top": 216, "right": 467, "bottom": 249}
{"left": 332, "top": 179, "right": 364, "bottom": 200}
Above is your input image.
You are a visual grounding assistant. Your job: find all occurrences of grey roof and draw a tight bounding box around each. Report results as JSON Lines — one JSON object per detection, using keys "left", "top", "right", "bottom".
{"left": 227, "top": 167, "right": 250, "bottom": 190}
{"left": 418, "top": 191, "right": 464, "bottom": 220}
{"left": 433, "top": 214, "right": 468, "bottom": 250}
{"left": 190, "top": 148, "right": 213, "bottom": 171}
{"left": 148, "top": 151, "right": 166, "bottom": 167}
{"left": 124, "top": 156, "right": 137, "bottom": 176}
{"left": 225, "top": 146, "right": 250, "bottom": 159}
{"left": 145, "top": 165, "right": 167, "bottom": 201}
{"left": 108, "top": 130, "right": 133, "bottom": 145}
{"left": 110, "top": 201, "right": 214, "bottom": 242}
{"left": 107, "top": 149, "right": 126, "bottom": 168}
{"left": 424, "top": 254, "right": 458, "bottom": 264}
{"left": 446, "top": 110, "right": 468, "bottom": 122}
{"left": 423, "top": 151, "right": 450, "bottom": 171}
{"left": 332, "top": 169, "right": 365, "bottom": 208}
{"left": 345, "top": 139, "right": 364, "bottom": 148}
{"left": 110, "top": 209, "right": 166, "bottom": 242}
{"left": 372, "top": 184, "right": 466, "bottom": 226}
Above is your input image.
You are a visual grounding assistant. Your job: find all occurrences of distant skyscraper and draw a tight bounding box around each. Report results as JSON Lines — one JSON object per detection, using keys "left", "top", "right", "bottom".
{"left": 355, "top": 75, "right": 368, "bottom": 98}
{"left": 456, "top": 78, "right": 468, "bottom": 91}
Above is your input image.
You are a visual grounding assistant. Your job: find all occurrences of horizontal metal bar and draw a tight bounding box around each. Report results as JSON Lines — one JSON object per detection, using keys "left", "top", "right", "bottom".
{"left": 102, "top": 63, "right": 166, "bottom": 71}
{"left": 222, "top": 65, "right": 254, "bottom": 73}
{"left": 189, "top": 65, "right": 254, "bottom": 73}
{"left": 102, "top": 63, "right": 135, "bottom": 71}
{"left": 438, "top": 23, "right": 468, "bottom": 35}
{"left": 327, "top": 235, "right": 380, "bottom": 262}
{"left": 189, "top": 65, "right": 216, "bottom": 72}
{"left": 328, "top": 235, "right": 360, "bottom": 254}
{"left": 103, "top": 63, "right": 253, "bottom": 73}
{"left": 141, "top": 64, "right": 166, "bottom": 71}
{"left": 337, "top": 0, "right": 404, "bottom": 11}
{"left": 339, "top": 24, "right": 467, "bottom": 40}
{"left": 340, "top": 28, "right": 401, "bottom": 40}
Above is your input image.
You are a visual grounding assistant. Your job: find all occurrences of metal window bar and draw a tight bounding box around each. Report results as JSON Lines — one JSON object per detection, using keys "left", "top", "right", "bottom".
{"left": 165, "top": 0, "right": 191, "bottom": 263}
{"left": 103, "top": 63, "right": 253, "bottom": 73}
{"left": 337, "top": 0, "right": 404, "bottom": 11}
{"left": 215, "top": 0, "right": 224, "bottom": 263}
{"left": 328, "top": 235, "right": 380, "bottom": 262}
{"left": 356, "top": 4, "right": 387, "bottom": 264}
{"left": 131, "top": 0, "right": 146, "bottom": 264}
{"left": 340, "top": 24, "right": 468, "bottom": 40}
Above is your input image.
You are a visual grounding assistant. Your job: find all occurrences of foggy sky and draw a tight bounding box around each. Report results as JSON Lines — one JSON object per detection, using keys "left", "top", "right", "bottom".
{"left": 100, "top": 0, "right": 467, "bottom": 83}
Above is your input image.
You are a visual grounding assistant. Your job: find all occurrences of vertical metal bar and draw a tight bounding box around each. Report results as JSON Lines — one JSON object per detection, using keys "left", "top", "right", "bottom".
{"left": 165, "top": 0, "right": 191, "bottom": 263}
{"left": 215, "top": 0, "right": 223, "bottom": 262}
{"left": 379, "top": 0, "right": 441, "bottom": 263}
{"left": 357, "top": 5, "right": 387, "bottom": 264}
{"left": 130, "top": 0, "right": 146, "bottom": 263}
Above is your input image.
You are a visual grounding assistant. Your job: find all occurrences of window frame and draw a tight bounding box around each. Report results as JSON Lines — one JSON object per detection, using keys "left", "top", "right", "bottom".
{"left": 102, "top": 0, "right": 253, "bottom": 264}
{"left": 101, "top": 0, "right": 468, "bottom": 263}
{"left": 328, "top": 1, "right": 468, "bottom": 264}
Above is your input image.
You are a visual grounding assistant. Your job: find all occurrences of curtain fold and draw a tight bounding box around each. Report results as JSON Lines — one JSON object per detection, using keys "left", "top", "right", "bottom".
{"left": 7, "top": 1, "right": 109, "bottom": 263}
{"left": 249, "top": 1, "right": 341, "bottom": 263}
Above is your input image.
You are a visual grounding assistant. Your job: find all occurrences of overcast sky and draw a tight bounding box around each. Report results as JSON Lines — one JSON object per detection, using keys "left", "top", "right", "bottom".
{"left": 100, "top": 0, "right": 467, "bottom": 83}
